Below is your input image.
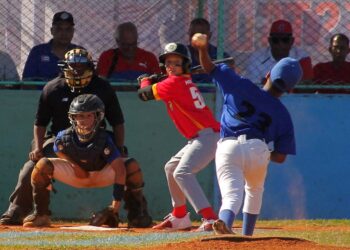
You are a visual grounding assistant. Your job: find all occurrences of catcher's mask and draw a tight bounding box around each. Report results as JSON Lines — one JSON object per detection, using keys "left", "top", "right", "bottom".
{"left": 159, "top": 43, "right": 192, "bottom": 73}
{"left": 59, "top": 48, "right": 94, "bottom": 92}
{"left": 68, "top": 94, "right": 105, "bottom": 142}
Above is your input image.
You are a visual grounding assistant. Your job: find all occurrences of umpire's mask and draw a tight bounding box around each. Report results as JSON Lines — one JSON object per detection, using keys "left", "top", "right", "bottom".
{"left": 59, "top": 48, "right": 94, "bottom": 92}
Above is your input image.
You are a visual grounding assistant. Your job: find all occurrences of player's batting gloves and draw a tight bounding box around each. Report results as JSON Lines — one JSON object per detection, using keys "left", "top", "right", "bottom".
{"left": 148, "top": 74, "right": 167, "bottom": 84}
{"left": 137, "top": 74, "right": 150, "bottom": 86}
{"left": 89, "top": 206, "right": 120, "bottom": 228}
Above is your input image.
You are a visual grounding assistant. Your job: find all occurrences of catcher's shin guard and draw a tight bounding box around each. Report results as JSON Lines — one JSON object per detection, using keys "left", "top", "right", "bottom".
{"left": 31, "top": 158, "right": 54, "bottom": 215}
{"left": 124, "top": 158, "right": 152, "bottom": 228}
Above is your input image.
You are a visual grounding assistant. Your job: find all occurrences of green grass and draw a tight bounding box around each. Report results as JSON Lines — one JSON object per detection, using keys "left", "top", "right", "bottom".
{"left": 239, "top": 219, "right": 350, "bottom": 248}
{"left": 0, "top": 220, "right": 349, "bottom": 249}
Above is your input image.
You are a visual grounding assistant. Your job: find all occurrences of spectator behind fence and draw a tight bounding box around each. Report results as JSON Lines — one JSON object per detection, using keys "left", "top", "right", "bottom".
{"left": 0, "top": 51, "right": 19, "bottom": 81}
{"left": 22, "top": 11, "right": 82, "bottom": 81}
{"left": 187, "top": 18, "right": 231, "bottom": 83}
{"left": 96, "top": 22, "right": 161, "bottom": 82}
{"left": 245, "top": 19, "right": 313, "bottom": 86}
{"left": 313, "top": 33, "right": 350, "bottom": 85}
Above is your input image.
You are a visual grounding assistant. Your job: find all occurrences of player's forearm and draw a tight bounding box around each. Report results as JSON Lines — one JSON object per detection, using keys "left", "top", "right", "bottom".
{"left": 33, "top": 125, "right": 46, "bottom": 150}
{"left": 198, "top": 47, "right": 215, "bottom": 73}
{"left": 112, "top": 158, "right": 126, "bottom": 185}
{"left": 112, "top": 124, "right": 125, "bottom": 148}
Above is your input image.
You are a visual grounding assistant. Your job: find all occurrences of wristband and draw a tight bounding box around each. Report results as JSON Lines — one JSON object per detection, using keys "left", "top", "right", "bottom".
{"left": 117, "top": 145, "right": 128, "bottom": 156}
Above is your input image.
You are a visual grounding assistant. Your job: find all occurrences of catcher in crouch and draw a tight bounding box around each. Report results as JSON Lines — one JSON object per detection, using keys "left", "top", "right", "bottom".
{"left": 23, "top": 94, "right": 125, "bottom": 227}
{"left": 1, "top": 48, "right": 151, "bottom": 228}
{"left": 137, "top": 43, "right": 219, "bottom": 231}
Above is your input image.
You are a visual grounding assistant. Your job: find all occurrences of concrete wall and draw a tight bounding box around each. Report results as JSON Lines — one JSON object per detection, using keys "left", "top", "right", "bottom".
{"left": 0, "top": 90, "right": 349, "bottom": 220}
{"left": 0, "top": 90, "right": 215, "bottom": 220}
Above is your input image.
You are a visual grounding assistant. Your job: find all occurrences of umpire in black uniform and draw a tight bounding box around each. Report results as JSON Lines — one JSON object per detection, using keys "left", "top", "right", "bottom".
{"left": 0, "top": 48, "right": 152, "bottom": 227}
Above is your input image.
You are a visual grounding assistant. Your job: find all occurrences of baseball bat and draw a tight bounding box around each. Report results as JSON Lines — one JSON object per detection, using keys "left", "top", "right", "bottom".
{"left": 190, "top": 57, "right": 235, "bottom": 73}
{"left": 159, "top": 57, "right": 234, "bottom": 74}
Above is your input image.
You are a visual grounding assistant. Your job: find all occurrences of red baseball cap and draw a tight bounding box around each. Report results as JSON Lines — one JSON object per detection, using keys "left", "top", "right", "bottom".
{"left": 270, "top": 20, "right": 292, "bottom": 35}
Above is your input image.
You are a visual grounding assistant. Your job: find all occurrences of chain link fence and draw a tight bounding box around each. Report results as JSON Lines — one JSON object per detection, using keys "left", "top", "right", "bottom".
{"left": 0, "top": 0, "right": 349, "bottom": 88}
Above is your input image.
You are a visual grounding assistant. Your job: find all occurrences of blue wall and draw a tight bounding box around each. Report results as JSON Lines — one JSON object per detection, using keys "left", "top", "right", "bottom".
{"left": 0, "top": 90, "right": 349, "bottom": 220}
{"left": 261, "top": 94, "right": 350, "bottom": 219}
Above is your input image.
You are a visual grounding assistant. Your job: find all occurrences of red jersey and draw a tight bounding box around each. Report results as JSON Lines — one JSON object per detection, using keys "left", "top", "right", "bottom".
{"left": 97, "top": 48, "right": 161, "bottom": 81}
{"left": 152, "top": 75, "right": 220, "bottom": 139}
{"left": 313, "top": 61, "right": 350, "bottom": 84}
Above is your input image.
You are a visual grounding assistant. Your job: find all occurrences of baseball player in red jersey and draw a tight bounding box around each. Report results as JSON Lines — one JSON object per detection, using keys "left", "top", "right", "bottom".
{"left": 138, "top": 43, "right": 220, "bottom": 231}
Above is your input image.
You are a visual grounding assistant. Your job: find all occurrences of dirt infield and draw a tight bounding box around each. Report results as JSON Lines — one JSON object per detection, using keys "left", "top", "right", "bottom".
{"left": 150, "top": 237, "right": 333, "bottom": 250}
{"left": 0, "top": 222, "right": 349, "bottom": 249}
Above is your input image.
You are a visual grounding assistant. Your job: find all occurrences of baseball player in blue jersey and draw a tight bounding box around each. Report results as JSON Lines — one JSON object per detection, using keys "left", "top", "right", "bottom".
{"left": 191, "top": 33, "right": 302, "bottom": 235}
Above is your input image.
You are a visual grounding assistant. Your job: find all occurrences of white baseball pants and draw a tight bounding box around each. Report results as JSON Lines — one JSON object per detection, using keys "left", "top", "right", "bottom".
{"left": 215, "top": 135, "right": 270, "bottom": 215}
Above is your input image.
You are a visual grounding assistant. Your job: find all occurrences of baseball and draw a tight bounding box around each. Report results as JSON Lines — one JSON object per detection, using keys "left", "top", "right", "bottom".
{"left": 192, "top": 33, "right": 207, "bottom": 46}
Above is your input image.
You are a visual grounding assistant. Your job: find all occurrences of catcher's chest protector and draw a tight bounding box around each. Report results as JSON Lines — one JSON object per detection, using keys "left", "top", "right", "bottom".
{"left": 56, "top": 128, "right": 109, "bottom": 171}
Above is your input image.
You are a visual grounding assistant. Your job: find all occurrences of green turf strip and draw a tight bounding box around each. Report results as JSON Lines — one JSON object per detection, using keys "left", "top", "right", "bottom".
{"left": 0, "top": 231, "right": 208, "bottom": 248}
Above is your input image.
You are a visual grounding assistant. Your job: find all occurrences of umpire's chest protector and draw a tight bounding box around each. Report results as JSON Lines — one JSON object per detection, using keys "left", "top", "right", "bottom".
{"left": 58, "top": 128, "right": 109, "bottom": 171}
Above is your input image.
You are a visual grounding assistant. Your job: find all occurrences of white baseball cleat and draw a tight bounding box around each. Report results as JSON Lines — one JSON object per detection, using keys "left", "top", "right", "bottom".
{"left": 195, "top": 218, "right": 215, "bottom": 232}
{"left": 152, "top": 212, "right": 191, "bottom": 230}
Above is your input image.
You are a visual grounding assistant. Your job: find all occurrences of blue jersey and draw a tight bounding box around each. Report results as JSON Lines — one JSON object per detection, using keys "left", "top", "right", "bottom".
{"left": 188, "top": 44, "right": 230, "bottom": 83}
{"left": 210, "top": 64, "right": 295, "bottom": 155}
{"left": 22, "top": 40, "right": 81, "bottom": 81}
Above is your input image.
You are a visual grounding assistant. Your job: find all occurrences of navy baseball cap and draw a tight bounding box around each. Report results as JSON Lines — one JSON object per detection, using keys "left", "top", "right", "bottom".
{"left": 270, "top": 57, "right": 302, "bottom": 92}
{"left": 52, "top": 11, "right": 74, "bottom": 26}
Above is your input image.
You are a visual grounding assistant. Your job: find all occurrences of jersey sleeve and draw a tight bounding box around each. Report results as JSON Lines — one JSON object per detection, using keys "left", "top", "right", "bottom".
{"left": 210, "top": 63, "right": 242, "bottom": 92}
{"left": 274, "top": 115, "right": 296, "bottom": 155}
{"left": 100, "top": 80, "right": 125, "bottom": 126}
{"left": 105, "top": 135, "right": 120, "bottom": 163}
{"left": 53, "top": 130, "right": 65, "bottom": 153}
{"left": 153, "top": 78, "right": 176, "bottom": 101}
{"left": 34, "top": 88, "right": 53, "bottom": 127}
{"left": 22, "top": 47, "right": 39, "bottom": 80}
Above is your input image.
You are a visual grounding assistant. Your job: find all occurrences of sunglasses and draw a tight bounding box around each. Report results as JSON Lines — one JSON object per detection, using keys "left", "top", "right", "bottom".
{"left": 270, "top": 36, "right": 292, "bottom": 44}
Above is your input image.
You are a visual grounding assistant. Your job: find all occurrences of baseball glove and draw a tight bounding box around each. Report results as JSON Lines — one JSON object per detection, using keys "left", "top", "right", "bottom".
{"left": 89, "top": 206, "right": 120, "bottom": 228}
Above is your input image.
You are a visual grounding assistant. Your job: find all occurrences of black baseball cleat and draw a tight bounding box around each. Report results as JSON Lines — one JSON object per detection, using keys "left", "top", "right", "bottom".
{"left": 0, "top": 213, "right": 23, "bottom": 225}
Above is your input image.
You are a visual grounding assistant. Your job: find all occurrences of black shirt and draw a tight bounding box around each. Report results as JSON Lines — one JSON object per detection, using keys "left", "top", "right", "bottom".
{"left": 35, "top": 75, "right": 124, "bottom": 135}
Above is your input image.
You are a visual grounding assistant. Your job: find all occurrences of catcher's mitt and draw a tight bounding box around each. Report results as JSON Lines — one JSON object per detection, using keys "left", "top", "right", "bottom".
{"left": 89, "top": 206, "right": 120, "bottom": 228}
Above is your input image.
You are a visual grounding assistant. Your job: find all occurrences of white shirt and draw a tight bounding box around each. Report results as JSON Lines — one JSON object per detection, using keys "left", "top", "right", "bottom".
{"left": 245, "top": 47, "right": 310, "bottom": 85}
{"left": 0, "top": 51, "right": 19, "bottom": 81}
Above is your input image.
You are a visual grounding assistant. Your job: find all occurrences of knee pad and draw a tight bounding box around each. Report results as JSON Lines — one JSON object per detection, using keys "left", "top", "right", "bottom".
{"left": 32, "top": 158, "right": 54, "bottom": 188}
{"left": 124, "top": 158, "right": 144, "bottom": 190}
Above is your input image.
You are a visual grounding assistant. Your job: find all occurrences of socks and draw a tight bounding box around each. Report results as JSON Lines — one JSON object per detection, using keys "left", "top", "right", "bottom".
{"left": 199, "top": 207, "right": 218, "bottom": 220}
{"left": 172, "top": 205, "right": 187, "bottom": 218}
{"left": 242, "top": 212, "right": 258, "bottom": 236}
{"left": 219, "top": 209, "right": 235, "bottom": 229}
